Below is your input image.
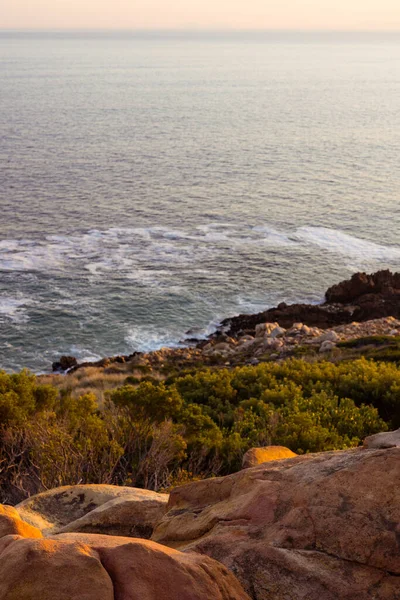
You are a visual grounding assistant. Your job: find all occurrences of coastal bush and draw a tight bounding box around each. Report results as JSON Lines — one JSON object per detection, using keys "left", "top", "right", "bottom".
{"left": 1, "top": 357, "right": 398, "bottom": 502}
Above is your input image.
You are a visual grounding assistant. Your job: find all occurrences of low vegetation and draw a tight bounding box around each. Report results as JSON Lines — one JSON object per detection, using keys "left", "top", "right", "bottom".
{"left": 1, "top": 357, "right": 399, "bottom": 503}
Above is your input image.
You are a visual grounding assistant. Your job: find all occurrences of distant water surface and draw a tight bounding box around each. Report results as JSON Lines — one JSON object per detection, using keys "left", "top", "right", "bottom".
{"left": 0, "top": 31, "right": 399, "bottom": 372}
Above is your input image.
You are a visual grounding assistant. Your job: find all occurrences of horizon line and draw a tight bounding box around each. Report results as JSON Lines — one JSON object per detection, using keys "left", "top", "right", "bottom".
{"left": 1, "top": 27, "right": 400, "bottom": 34}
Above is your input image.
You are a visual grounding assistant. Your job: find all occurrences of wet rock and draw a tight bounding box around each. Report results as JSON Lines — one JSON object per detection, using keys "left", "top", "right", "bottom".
{"left": 52, "top": 356, "right": 78, "bottom": 373}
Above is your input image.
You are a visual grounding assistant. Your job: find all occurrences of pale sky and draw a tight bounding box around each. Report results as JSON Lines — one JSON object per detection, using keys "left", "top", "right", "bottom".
{"left": 1, "top": 0, "right": 400, "bottom": 31}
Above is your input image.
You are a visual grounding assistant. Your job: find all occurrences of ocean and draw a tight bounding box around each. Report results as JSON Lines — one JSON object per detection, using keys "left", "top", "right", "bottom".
{"left": 1, "top": 31, "right": 400, "bottom": 372}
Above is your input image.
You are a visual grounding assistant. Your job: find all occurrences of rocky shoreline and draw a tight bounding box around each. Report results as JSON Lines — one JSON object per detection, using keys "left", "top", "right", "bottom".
{"left": 53, "top": 270, "right": 400, "bottom": 374}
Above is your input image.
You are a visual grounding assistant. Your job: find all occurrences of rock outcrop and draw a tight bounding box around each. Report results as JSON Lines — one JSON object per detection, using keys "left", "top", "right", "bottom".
{"left": 325, "top": 270, "right": 400, "bottom": 304}
{"left": 200, "top": 316, "right": 400, "bottom": 363}
{"left": 51, "top": 355, "right": 78, "bottom": 373}
{"left": 0, "top": 519, "right": 250, "bottom": 600}
{"left": 153, "top": 447, "right": 400, "bottom": 600}
{"left": 16, "top": 484, "right": 168, "bottom": 538}
{"left": 363, "top": 428, "right": 400, "bottom": 449}
{"left": 242, "top": 446, "right": 297, "bottom": 468}
{"left": 219, "top": 270, "right": 400, "bottom": 336}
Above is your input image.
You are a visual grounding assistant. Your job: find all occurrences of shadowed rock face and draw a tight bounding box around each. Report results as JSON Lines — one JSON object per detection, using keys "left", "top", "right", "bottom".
{"left": 16, "top": 484, "right": 169, "bottom": 538}
{"left": 153, "top": 447, "right": 400, "bottom": 600}
{"left": 0, "top": 518, "right": 250, "bottom": 600}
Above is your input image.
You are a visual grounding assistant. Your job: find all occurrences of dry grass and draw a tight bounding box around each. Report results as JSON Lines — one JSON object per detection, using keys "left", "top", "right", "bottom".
{"left": 39, "top": 367, "right": 128, "bottom": 405}
{"left": 38, "top": 364, "right": 165, "bottom": 406}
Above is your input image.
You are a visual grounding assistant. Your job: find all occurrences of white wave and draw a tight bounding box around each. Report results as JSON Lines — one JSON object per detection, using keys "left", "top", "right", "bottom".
{"left": 0, "top": 296, "right": 31, "bottom": 323}
{"left": 196, "top": 223, "right": 235, "bottom": 242}
{"left": 252, "top": 225, "right": 298, "bottom": 247}
{"left": 294, "top": 226, "right": 400, "bottom": 260}
{"left": 125, "top": 325, "right": 183, "bottom": 352}
{"left": 67, "top": 345, "right": 103, "bottom": 363}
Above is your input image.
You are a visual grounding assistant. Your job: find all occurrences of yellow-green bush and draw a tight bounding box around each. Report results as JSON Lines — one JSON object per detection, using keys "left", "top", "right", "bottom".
{"left": 1, "top": 357, "right": 396, "bottom": 502}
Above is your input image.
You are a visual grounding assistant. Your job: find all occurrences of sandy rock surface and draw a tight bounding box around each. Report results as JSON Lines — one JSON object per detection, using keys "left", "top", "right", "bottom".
{"left": 153, "top": 447, "right": 400, "bottom": 600}
{"left": 0, "top": 520, "right": 250, "bottom": 600}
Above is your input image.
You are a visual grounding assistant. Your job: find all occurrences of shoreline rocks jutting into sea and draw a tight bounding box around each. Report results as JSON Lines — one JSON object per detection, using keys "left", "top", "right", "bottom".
{"left": 53, "top": 269, "right": 400, "bottom": 373}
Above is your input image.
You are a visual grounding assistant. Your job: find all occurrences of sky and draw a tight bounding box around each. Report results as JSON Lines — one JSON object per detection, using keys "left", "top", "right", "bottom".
{"left": 1, "top": 0, "right": 400, "bottom": 31}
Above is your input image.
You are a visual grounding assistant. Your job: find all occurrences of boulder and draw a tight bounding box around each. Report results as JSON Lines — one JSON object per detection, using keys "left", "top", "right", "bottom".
{"left": 242, "top": 446, "right": 297, "bottom": 468}
{"left": 56, "top": 494, "right": 168, "bottom": 538}
{"left": 315, "top": 330, "right": 340, "bottom": 343}
{"left": 0, "top": 506, "right": 42, "bottom": 540}
{"left": 153, "top": 447, "right": 400, "bottom": 600}
{"left": 363, "top": 428, "right": 400, "bottom": 449}
{"left": 319, "top": 340, "right": 337, "bottom": 353}
{"left": 16, "top": 485, "right": 168, "bottom": 537}
{"left": 238, "top": 335, "right": 255, "bottom": 344}
{"left": 325, "top": 270, "right": 400, "bottom": 304}
{"left": 52, "top": 355, "right": 78, "bottom": 373}
{"left": 213, "top": 343, "right": 234, "bottom": 353}
{"left": 0, "top": 514, "right": 250, "bottom": 600}
{"left": 255, "top": 323, "right": 279, "bottom": 338}
{"left": 269, "top": 326, "right": 286, "bottom": 338}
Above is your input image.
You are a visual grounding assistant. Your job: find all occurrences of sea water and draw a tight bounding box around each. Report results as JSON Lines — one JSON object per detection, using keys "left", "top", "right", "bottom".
{"left": 0, "top": 31, "right": 399, "bottom": 372}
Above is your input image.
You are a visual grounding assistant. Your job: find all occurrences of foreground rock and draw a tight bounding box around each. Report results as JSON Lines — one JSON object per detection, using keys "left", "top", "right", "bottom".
{"left": 153, "top": 447, "right": 400, "bottom": 600}
{"left": 16, "top": 484, "right": 168, "bottom": 538}
{"left": 242, "top": 446, "right": 297, "bottom": 468}
{"left": 0, "top": 517, "right": 249, "bottom": 600}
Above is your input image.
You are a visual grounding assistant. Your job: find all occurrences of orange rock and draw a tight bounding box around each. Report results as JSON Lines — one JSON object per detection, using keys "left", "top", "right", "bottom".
{"left": 0, "top": 537, "right": 114, "bottom": 600}
{"left": 242, "top": 445, "right": 297, "bottom": 468}
{"left": 0, "top": 505, "right": 42, "bottom": 539}
{"left": 0, "top": 515, "right": 250, "bottom": 600}
{"left": 153, "top": 447, "right": 400, "bottom": 600}
{"left": 56, "top": 533, "right": 250, "bottom": 600}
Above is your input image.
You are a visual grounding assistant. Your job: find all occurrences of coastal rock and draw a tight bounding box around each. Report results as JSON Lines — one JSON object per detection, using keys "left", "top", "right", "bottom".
{"left": 315, "top": 330, "right": 340, "bottom": 343}
{"left": 269, "top": 326, "right": 286, "bottom": 338}
{"left": 238, "top": 335, "right": 255, "bottom": 344}
{"left": 213, "top": 342, "right": 234, "bottom": 353}
{"left": 218, "top": 270, "right": 400, "bottom": 337}
{"left": 52, "top": 355, "right": 78, "bottom": 373}
{"left": 153, "top": 447, "right": 400, "bottom": 600}
{"left": 319, "top": 340, "right": 337, "bottom": 353}
{"left": 363, "top": 428, "right": 400, "bottom": 449}
{"left": 325, "top": 270, "right": 400, "bottom": 304}
{"left": 16, "top": 485, "right": 168, "bottom": 537}
{"left": 242, "top": 446, "right": 297, "bottom": 468}
{"left": 255, "top": 322, "right": 279, "bottom": 338}
{"left": 0, "top": 526, "right": 250, "bottom": 600}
